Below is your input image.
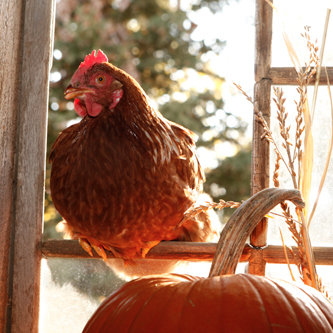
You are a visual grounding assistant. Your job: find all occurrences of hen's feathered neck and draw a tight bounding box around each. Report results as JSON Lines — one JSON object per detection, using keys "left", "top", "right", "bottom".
{"left": 115, "top": 90, "right": 182, "bottom": 164}
{"left": 95, "top": 63, "right": 183, "bottom": 164}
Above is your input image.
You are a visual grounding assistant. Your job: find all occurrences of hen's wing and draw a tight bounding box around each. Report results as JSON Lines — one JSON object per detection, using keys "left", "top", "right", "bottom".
{"left": 169, "top": 121, "right": 204, "bottom": 184}
{"left": 167, "top": 121, "right": 220, "bottom": 243}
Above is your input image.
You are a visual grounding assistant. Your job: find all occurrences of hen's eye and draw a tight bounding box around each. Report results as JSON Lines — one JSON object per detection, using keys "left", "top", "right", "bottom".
{"left": 96, "top": 76, "right": 105, "bottom": 83}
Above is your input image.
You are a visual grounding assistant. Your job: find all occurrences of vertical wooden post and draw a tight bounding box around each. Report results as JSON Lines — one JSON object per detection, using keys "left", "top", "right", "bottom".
{"left": 249, "top": 0, "right": 273, "bottom": 275}
{"left": 0, "top": 0, "right": 55, "bottom": 331}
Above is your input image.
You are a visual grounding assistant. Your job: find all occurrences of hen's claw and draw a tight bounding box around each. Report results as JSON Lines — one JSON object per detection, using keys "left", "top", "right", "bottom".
{"left": 91, "top": 244, "right": 107, "bottom": 262}
{"left": 78, "top": 237, "right": 108, "bottom": 262}
{"left": 79, "top": 238, "right": 94, "bottom": 257}
{"left": 79, "top": 237, "right": 159, "bottom": 261}
{"left": 141, "top": 240, "right": 160, "bottom": 258}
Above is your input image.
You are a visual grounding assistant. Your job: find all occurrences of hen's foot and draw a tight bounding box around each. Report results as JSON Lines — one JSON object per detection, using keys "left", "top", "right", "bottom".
{"left": 78, "top": 238, "right": 108, "bottom": 262}
{"left": 141, "top": 240, "right": 160, "bottom": 258}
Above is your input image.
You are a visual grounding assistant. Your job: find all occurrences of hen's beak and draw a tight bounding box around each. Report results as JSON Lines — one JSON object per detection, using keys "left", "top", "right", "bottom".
{"left": 64, "top": 84, "right": 92, "bottom": 100}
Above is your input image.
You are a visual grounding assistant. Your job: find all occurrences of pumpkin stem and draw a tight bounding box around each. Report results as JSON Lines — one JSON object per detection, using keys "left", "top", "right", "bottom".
{"left": 209, "top": 188, "right": 305, "bottom": 277}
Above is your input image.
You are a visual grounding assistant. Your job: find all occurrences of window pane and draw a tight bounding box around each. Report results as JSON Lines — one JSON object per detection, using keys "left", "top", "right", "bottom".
{"left": 268, "top": 86, "right": 333, "bottom": 246}
{"left": 39, "top": 258, "right": 125, "bottom": 333}
{"left": 272, "top": 0, "right": 333, "bottom": 67}
{"left": 39, "top": 258, "right": 219, "bottom": 332}
{"left": 266, "top": 264, "right": 333, "bottom": 296}
{"left": 236, "top": 262, "right": 248, "bottom": 274}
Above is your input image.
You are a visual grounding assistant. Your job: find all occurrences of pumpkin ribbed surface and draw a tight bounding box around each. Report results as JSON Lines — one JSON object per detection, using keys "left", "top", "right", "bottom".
{"left": 83, "top": 273, "right": 333, "bottom": 333}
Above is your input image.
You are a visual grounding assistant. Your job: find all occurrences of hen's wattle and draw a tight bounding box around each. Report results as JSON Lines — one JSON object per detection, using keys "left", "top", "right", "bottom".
{"left": 50, "top": 50, "right": 219, "bottom": 262}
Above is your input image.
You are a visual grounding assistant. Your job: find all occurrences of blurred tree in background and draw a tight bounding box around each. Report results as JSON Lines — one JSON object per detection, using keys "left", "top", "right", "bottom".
{"left": 45, "top": 0, "right": 251, "bottom": 239}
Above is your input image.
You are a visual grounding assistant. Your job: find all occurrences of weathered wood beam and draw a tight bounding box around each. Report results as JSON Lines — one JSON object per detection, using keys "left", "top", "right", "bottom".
{"left": 41, "top": 240, "right": 333, "bottom": 265}
{"left": 0, "top": 0, "right": 55, "bottom": 332}
{"left": 263, "top": 245, "right": 333, "bottom": 265}
{"left": 42, "top": 240, "right": 241, "bottom": 260}
{"left": 250, "top": 0, "right": 273, "bottom": 276}
{"left": 269, "top": 67, "right": 333, "bottom": 85}
{"left": 251, "top": 78, "right": 271, "bottom": 253}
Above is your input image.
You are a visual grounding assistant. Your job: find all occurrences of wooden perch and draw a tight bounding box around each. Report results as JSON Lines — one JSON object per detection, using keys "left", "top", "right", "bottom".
{"left": 41, "top": 239, "right": 333, "bottom": 265}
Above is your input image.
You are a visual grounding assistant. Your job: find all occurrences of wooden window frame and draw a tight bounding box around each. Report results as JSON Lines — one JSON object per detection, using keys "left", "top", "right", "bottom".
{"left": 1, "top": 0, "right": 333, "bottom": 331}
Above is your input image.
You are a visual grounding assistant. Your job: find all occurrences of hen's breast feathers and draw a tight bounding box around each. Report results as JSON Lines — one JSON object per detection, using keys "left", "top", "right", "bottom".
{"left": 50, "top": 112, "right": 203, "bottom": 196}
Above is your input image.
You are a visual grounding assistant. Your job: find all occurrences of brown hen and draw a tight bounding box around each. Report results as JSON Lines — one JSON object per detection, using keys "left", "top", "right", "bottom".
{"left": 50, "top": 50, "right": 219, "bottom": 264}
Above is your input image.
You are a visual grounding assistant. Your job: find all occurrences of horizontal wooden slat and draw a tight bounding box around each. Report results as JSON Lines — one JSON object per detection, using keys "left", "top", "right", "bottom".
{"left": 269, "top": 67, "right": 333, "bottom": 85}
{"left": 41, "top": 239, "right": 250, "bottom": 262}
{"left": 263, "top": 245, "right": 333, "bottom": 265}
{"left": 42, "top": 240, "right": 333, "bottom": 265}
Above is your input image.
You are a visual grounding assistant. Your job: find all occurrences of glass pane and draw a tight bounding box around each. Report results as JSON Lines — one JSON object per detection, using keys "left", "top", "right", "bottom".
{"left": 39, "top": 259, "right": 125, "bottom": 333}
{"left": 266, "top": 264, "right": 333, "bottom": 296}
{"left": 268, "top": 86, "right": 333, "bottom": 246}
{"left": 272, "top": 0, "right": 333, "bottom": 67}
{"left": 39, "top": 257, "right": 222, "bottom": 332}
{"left": 236, "top": 261, "right": 248, "bottom": 274}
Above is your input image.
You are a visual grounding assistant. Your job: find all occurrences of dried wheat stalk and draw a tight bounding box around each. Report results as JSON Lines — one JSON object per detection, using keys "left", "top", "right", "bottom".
{"left": 178, "top": 200, "right": 241, "bottom": 228}
{"left": 234, "top": 26, "right": 323, "bottom": 291}
{"left": 234, "top": 83, "right": 293, "bottom": 177}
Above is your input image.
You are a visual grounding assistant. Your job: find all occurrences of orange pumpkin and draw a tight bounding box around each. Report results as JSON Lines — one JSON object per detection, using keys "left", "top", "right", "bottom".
{"left": 83, "top": 189, "right": 333, "bottom": 333}
{"left": 83, "top": 273, "right": 333, "bottom": 332}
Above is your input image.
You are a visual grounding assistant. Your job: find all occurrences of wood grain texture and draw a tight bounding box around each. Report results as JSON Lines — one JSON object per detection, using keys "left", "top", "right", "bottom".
{"left": 250, "top": 0, "right": 273, "bottom": 276}
{"left": 250, "top": 79, "right": 271, "bottom": 269}
{"left": 248, "top": 248, "right": 265, "bottom": 275}
{"left": 41, "top": 240, "right": 333, "bottom": 265}
{"left": 264, "top": 245, "right": 333, "bottom": 265}
{"left": 251, "top": 79, "right": 271, "bottom": 197}
{"left": 0, "top": 0, "right": 25, "bottom": 329}
{"left": 254, "top": 0, "right": 273, "bottom": 82}
{"left": 0, "top": 0, "right": 55, "bottom": 332}
{"left": 269, "top": 67, "right": 333, "bottom": 85}
{"left": 42, "top": 240, "right": 252, "bottom": 262}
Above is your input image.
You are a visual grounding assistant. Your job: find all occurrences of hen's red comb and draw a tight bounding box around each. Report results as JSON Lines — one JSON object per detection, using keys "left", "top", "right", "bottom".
{"left": 79, "top": 50, "right": 108, "bottom": 70}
